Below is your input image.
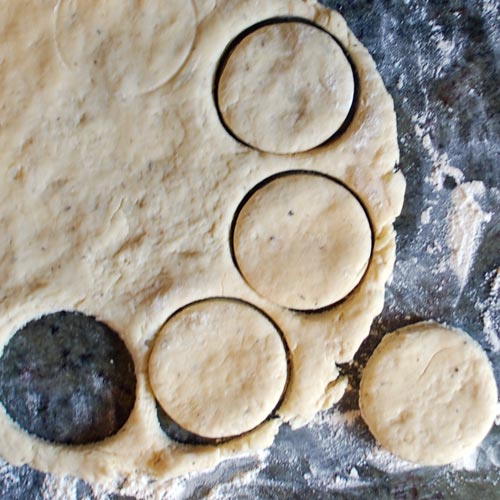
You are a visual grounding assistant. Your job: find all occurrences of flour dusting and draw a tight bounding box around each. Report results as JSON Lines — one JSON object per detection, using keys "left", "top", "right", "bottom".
{"left": 478, "top": 269, "right": 500, "bottom": 353}
{"left": 447, "top": 182, "right": 492, "bottom": 290}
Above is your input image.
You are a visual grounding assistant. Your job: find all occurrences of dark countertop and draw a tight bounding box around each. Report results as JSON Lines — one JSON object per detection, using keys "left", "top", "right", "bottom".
{"left": 1, "top": 1, "right": 499, "bottom": 498}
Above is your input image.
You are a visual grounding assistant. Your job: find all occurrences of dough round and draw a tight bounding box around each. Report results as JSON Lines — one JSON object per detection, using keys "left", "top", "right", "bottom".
{"left": 54, "top": 0, "right": 196, "bottom": 97}
{"left": 148, "top": 299, "right": 288, "bottom": 439}
{"left": 360, "top": 322, "right": 498, "bottom": 465}
{"left": 232, "top": 173, "right": 372, "bottom": 311}
{"left": 217, "top": 21, "right": 355, "bottom": 154}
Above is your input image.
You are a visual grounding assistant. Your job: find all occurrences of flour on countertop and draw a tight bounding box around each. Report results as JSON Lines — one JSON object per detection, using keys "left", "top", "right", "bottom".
{"left": 5, "top": 399, "right": 499, "bottom": 499}
{"left": 478, "top": 269, "right": 500, "bottom": 353}
{"left": 413, "top": 113, "right": 493, "bottom": 294}
{"left": 447, "top": 182, "right": 492, "bottom": 290}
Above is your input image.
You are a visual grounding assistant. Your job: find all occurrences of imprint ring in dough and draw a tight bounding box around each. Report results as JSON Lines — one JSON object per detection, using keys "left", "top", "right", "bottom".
{"left": 217, "top": 20, "right": 355, "bottom": 154}
{"left": 232, "top": 172, "right": 373, "bottom": 311}
{"left": 54, "top": 0, "right": 197, "bottom": 97}
{"left": 148, "top": 299, "right": 289, "bottom": 439}
{"left": 360, "top": 322, "right": 498, "bottom": 465}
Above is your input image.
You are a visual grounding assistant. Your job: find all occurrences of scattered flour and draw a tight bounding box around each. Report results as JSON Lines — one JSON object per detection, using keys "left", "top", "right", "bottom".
{"left": 414, "top": 120, "right": 465, "bottom": 192}
{"left": 205, "top": 450, "right": 269, "bottom": 500}
{"left": 34, "top": 467, "right": 192, "bottom": 500}
{"left": 447, "top": 182, "right": 492, "bottom": 290}
{"left": 413, "top": 113, "right": 493, "bottom": 294}
{"left": 479, "top": 269, "right": 500, "bottom": 353}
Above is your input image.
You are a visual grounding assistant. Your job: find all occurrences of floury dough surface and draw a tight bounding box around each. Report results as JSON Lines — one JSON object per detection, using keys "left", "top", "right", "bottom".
{"left": 217, "top": 21, "right": 355, "bottom": 154}
{"left": 233, "top": 173, "right": 373, "bottom": 310}
{"left": 359, "top": 322, "right": 498, "bottom": 465}
{"left": 149, "top": 299, "right": 288, "bottom": 439}
{"left": 0, "top": 0, "right": 404, "bottom": 484}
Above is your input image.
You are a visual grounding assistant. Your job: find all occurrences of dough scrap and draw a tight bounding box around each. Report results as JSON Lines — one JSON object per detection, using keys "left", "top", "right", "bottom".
{"left": 0, "top": 0, "right": 404, "bottom": 484}
{"left": 360, "top": 322, "right": 498, "bottom": 465}
{"left": 233, "top": 172, "right": 372, "bottom": 310}
{"left": 149, "top": 299, "right": 288, "bottom": 439}
{"left": 217, "top": 20, "right": 355, "bottom": 154}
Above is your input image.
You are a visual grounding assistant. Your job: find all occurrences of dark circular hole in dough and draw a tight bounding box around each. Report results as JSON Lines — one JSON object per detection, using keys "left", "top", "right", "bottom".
{"left": 152, "top": 297, "right": 292, "bottom": 445}
{"left": 213, "top": 16, "right": 360, "bottom": 155}
{"left": 229, "top": 170, "right": 375, "bottom": 314}
{"left": 0, "top": 311, "right": 137, "bottom": 445}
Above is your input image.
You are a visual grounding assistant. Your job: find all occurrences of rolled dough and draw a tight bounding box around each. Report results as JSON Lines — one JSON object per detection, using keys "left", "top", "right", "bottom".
{"left": 233, "top": 172, "right": 372, "bottom": 310}
{"left": 54, "top": 0, "right": 197, "bottom": 97}
{"left": 0, "top": 0, "right": 404, "bottom": 484}
{"left": 149, "top": 299, "right": 288, "bottom": 439}
{"left": 360, "top": 322, "right": 498, "bottom": 465}
{"left": 217, "top": 20, "right": 355, "bottom": 154}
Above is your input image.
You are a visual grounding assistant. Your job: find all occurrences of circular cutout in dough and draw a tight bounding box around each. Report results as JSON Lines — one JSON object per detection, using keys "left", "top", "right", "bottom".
{"left": 216, "top": 19, "right": 356, "bottom": 154}
{"left": 0, "top": 311, "right": 137, "bottom": 445}
{"left": 54, "top": 0, "right": 197, "bottom": 97}
{"left": 148, "top": 298, "right": 288, "bottom": 440}
{"left": 360, "top": 322, "right": 498, "bottom": 465}
{"left": 232, "top": 172, "right": 372, "bottom": 311}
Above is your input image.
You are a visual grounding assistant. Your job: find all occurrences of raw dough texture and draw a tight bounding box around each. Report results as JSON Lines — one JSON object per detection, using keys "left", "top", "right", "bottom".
{"left": 233, "top": 172, "right": 372, "bottom": 310}
{"left": 54, "top": 0, "right": 197, "bottom": 97}
{"left": 0, "top": 0, "right": 404, "bottom": 484}
{"left": 218, "top": 21, "right": 355, "bottom": 154}
{"left": 360, "top": 322, "right": 498, "bottom": 465}
{"left": 149, "top": 299, "right": 288, "bottom": 439}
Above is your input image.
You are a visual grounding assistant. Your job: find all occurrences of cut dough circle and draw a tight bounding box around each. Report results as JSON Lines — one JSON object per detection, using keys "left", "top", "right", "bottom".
{"left": 232, "top": 172, "right": 372, "bottom": 311}
{"left": 360, "top": 322, "right": 498, "bottom": 466}
{"left": 217, "top": 20, "right": 355, "bottom": 154}
{"left": 54, "top": 0, "right": 197, "bottom": 97}
{"left": 148, "top": 299, "right": 288, "bottom": 439}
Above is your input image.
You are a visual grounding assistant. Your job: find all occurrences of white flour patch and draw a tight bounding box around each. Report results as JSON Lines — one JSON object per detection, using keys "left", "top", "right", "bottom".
{"left": 451, "top": 449, "right": 479, "bottom": 472}
{"left": 447, "top": 182, "right": 492, "bottom": 290}
{"left": 204, "top": 450, "right": 270, "bottom": 500}
{"left": 428, "top": 17, "right": 456, "bottom": 78}
{"left": 421, "top": 207, "right": 432, "bottom": 225}
{"left": 40, "top": 475, "right": 83, "bottom": 500}
{"left": 412, "top": 113, "right": 492, "bottom": 290}
{"left": 365, "top": 446, "right": 419, "bottom": 474}
{"left": 415, "top": 122, "right": 465, "bottom": 191}
{"left": 478, "top": 269, "right": 500, "bottom": 353}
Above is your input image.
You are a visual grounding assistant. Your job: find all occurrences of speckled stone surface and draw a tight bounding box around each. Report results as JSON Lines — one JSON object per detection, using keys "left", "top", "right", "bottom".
{"left": 0, "top": 312, "right": 136, "bottom": 446}
{"left": 0, "top": 1, "right": 498, "bottom": 498}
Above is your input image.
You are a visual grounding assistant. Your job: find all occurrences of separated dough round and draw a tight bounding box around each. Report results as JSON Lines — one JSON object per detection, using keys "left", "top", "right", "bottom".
{"left": 360, "top": 322, "right": 498, "bottom": 465}
{"left": 233, "top": 173, "right": 372, "bottom": 310}
{"left": 148, "top": 299, "right": 288, "bottom": 439}
{"left": 54, "top": 0, "right": 196, "bottom": 97}
{"left": 217, "top": 21, "right": 355, "bottom": 154}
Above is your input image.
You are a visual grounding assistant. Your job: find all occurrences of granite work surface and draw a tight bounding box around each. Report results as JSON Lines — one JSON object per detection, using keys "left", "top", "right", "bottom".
{"left": 0, "top": 0, "right": 499, "bottom": 498}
